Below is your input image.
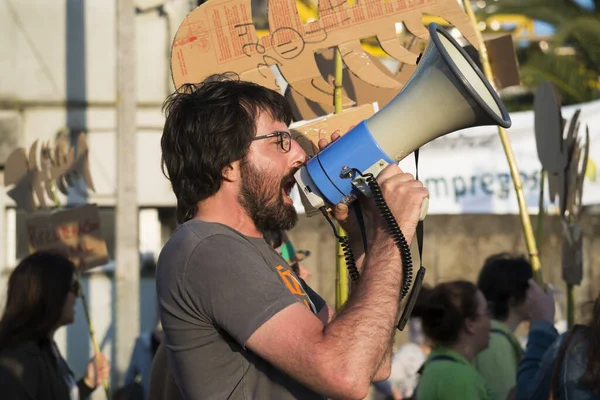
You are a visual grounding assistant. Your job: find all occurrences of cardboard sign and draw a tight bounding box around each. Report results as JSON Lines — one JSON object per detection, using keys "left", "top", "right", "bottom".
{"left": 4, "top": 133, "right": 95, "bottom": 212}
{"left": 171, "top": 0, "right": 478, "bottom": 105}
{"left": 485, "top": 34, "right": 520, "bottom": 90}
{"left": 285, "top": 47, "right": 416, "bottom": 120}
{"left": 287, "top": 35, "right": 520, "bottom": 121}
{"left": 290, "top": 103, "right": 377, "bottom": 155}
{"left": 534, "top": 82, "right": 589, "bottom": 217}
{"left": 26, "top": 204, "right": 109, "bottom": 271}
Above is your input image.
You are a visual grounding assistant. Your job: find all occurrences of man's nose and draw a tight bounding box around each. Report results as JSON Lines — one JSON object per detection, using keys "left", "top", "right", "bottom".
{"left": 289, "top": 138, "right": 308, "bottom": 166}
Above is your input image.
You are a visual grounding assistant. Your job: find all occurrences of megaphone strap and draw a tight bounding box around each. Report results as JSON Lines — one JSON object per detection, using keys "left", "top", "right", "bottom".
{"left": 414, "top": 149, "right": 424, "bottom": 266}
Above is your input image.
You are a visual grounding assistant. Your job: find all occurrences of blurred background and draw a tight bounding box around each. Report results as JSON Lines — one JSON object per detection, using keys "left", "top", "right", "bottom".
{"left": 0, "top": 0, "right": 598, "bottom": 398}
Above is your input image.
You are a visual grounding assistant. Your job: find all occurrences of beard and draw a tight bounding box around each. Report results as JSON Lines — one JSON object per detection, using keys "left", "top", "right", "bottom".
{"left": 238, "top": 158, "right": 298, "bottom": 233}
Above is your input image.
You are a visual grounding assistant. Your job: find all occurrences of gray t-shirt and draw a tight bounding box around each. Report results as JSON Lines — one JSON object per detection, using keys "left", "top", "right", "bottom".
{"left": 156, "top": 220, "right": 327, "bottom": 399}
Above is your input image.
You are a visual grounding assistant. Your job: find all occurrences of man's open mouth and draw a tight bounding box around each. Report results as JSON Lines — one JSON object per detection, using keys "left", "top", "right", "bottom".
{"left": 281, "top": 176, "right": 296, "bottom": 200}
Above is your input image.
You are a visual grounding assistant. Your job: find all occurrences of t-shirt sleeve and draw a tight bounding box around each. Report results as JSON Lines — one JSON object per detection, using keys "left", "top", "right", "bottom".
{"left": 298, "top": 277, "right": 326, "bottom": 313}
{"left": 183, "top": 234, "right": 301, "bottom": 347}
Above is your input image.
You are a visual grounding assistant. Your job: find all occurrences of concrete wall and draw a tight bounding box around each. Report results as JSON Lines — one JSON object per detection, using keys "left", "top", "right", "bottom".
{"left": 287, "top": 212, "right": 600, "bottom": 342}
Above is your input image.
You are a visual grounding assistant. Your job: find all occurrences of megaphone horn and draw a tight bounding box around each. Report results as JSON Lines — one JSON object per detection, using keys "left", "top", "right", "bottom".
{"left": 294, "top": 23, "right": 511, "bottom": 217}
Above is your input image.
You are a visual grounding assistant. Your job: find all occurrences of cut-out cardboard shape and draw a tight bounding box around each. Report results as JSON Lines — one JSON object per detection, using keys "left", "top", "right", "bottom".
{"left": 4, "top": 133, "right": 96, "bottom": 212}
{"left": 284, "top": 34, "right": 519, "bottom": 121}
{"left": 170, "top": 0, "right": 478, "bottom": 105}
{"left": 534, "top": 81, "right": 591, "bottom": 286}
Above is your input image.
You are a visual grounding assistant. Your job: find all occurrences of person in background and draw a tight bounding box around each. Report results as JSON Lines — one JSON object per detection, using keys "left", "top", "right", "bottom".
{"left": 0, "top": 251, "right": 110, "bottom": 399}
{"left": 290, "top": 249, "right": 312, "bottom": 281}
{"left": 517, "top": 281, "right": 600, "bottom": 400}
{"left": 372, "top": 379, "right": 402, "bottom": 400}
{"left": 264, "top": 229, "right": 312, "bottom": 281}
{"left": 415, "top": 280, "right": 492, "bottom": 400}
{"left": 121, "top": 320, "right": 164, "bottom": 399}
{"left": 474, "top": 253, "right": 533, "bottom": 400}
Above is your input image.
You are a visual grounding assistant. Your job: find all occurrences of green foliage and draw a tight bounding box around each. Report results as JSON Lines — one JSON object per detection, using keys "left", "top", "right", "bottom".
{"left": 478, "top": 0, "right": 600, "bottom": 106}
{"left": 521, "top": 52, "right": 599, "bottom": 104}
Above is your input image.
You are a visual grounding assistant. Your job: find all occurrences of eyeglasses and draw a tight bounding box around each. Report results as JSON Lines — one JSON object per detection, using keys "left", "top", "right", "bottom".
{"left": 252, "top": 131, "right": 292, "bottom": 152}
{"left": 475, "top": 308, "right": 492, "bottom": 319}
{"left": 70, "top": 280, "right": 81, "bottom": 297}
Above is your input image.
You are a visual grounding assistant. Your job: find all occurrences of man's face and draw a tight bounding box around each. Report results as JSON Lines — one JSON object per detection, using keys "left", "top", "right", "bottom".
{"left": 238, "top": 112, "right": 307, "bottom": 232}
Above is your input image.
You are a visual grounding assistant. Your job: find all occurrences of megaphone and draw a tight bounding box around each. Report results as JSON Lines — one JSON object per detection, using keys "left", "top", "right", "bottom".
{"left": 294, "top": 23, "right": 512, "bottom": 216}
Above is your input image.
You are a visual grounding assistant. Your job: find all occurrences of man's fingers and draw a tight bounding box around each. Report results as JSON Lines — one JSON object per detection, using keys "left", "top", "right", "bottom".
{"left": 334, "top": 203, "right": 350, "bottom": 223}
{"left": 317, "top": 132, "right": 342, "bottom": 152}
{"left": 317, "top": 138, "right": 328, "bottom": 151}
{"left": 376, "top": 164, "right": 403, "bottom": 182}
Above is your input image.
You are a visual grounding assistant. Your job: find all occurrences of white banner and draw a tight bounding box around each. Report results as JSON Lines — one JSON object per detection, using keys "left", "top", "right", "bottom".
{"left": 293, "top": 99, "right": 600, "bottom": 215}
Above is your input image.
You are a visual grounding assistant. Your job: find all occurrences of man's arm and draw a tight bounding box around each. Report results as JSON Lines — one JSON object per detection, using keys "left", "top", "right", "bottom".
{"left": 247, "top": 165, "right": 428, "bottom": 400}
{"left": 316, "top": 300, "right": 394, "bottom": 383}
{"left": 247, "top": 231, "right": 400, "bottom": 400}
{"left": 338, "top": 201, "right": 403, "bottom": 383}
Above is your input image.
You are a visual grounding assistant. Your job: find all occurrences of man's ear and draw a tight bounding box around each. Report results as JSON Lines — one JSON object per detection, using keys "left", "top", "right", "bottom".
{"left": 222, "top": 161, "right": 240, "bottom": 182}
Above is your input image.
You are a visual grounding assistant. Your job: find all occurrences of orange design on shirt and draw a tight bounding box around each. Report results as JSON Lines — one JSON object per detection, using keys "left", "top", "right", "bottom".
{"left": 275, "top": 265, "right": 311, "bottom": 310}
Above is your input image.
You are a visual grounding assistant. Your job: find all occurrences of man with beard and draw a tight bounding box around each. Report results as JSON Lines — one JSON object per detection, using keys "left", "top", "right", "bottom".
{"left": 156, "top": 74, "right": 429, "bottom": 400}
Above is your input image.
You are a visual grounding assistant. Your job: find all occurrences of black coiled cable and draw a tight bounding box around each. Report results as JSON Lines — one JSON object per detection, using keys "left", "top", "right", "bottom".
{"left": 361, "top": 172, "right": 413, "bottom": 299}
{"left": 319, "top": 207, "right": 360, "bottom": 282}
{"left": 339, "top": 236, "right": 360, "bottom": 282}
{"left": 319, "top": 168, "right": 413, "bottom": 300}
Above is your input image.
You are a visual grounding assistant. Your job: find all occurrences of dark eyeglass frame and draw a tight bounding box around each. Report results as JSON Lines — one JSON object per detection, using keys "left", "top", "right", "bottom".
{"left": 252, "top": 131, "right": 292, "bottom": 152}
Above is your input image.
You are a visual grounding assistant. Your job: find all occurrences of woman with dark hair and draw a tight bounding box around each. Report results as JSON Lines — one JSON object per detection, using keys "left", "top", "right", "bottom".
{"left": 415, "top": 281, "right": 492, "bottom": 400}
{"left": 0, "top": 251, "right": 110, "bottom": 399}
{"left": 388, "top": 285, "right": 433, "bottom": 399}
{"left": 517, "top": 280, "right": 600, "bottom": 400}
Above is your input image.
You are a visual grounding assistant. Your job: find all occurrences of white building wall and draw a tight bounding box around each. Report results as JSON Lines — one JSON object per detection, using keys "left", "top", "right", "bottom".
{"left": 0, "top": 0, "right": 192, "bottom": 394}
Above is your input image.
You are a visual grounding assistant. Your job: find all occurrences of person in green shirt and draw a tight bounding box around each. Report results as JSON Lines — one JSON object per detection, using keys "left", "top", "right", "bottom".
{"left": 415, "top": 280, "right": 493, "bottom": 400}
{"left": 474, "top": 253, "right": 533, "bottom": 400}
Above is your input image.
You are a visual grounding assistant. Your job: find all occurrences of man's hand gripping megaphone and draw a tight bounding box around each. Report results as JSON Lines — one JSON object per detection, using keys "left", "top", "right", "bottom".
{"left": 315, "top": 132, "right": 429, "bottom": 266}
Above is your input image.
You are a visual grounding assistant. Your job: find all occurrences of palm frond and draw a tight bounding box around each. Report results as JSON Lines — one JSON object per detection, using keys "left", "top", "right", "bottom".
{"left": 553, "top": 16, "right": 600, "bottom": 69}
{"left": 520, "top": 53, "right": 599, "bottom": 105}
{"left": 479, "top": 0, "right": 589, "bottom": 25}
